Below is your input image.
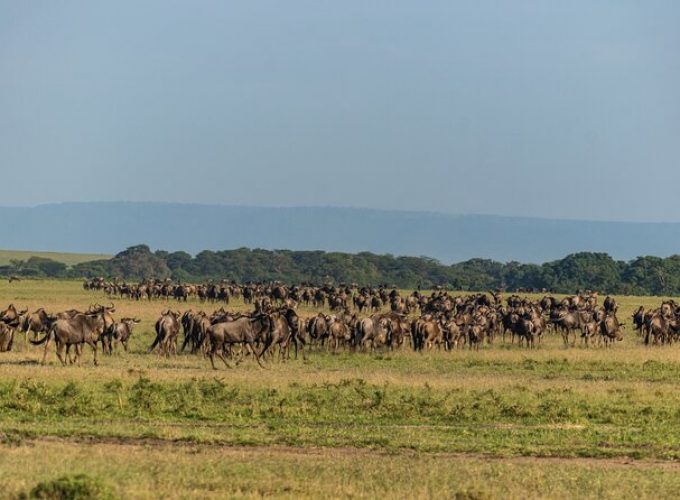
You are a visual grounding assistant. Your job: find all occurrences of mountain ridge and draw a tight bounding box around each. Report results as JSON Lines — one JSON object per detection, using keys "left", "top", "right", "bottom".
{"left": 1, "top": 202, "right": 678, "bottom": 263}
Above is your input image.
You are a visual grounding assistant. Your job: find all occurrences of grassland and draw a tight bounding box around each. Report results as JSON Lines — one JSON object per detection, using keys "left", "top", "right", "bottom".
{"left": 0, "top": 249, "right": 111, "bottom": 267}
{"left": 1, "top": 280, "right": 680, "bottom": 498}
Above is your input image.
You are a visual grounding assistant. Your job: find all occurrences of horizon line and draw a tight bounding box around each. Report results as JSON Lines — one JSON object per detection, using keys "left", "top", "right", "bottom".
{"left": 0, "top": 201, "right": 678, "bottom": 226}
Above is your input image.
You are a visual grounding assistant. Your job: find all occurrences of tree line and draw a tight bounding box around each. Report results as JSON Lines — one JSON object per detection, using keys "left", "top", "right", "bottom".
{"left": 2, "top": 244, "right": 680, "bottom": 295}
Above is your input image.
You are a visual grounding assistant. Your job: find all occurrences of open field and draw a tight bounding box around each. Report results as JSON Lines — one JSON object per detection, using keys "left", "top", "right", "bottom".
{"left": 1, "top": 280, "right": 680, "bottom": 498}
{"left": 0, "top": 249, "right": 111, "bottom": 267}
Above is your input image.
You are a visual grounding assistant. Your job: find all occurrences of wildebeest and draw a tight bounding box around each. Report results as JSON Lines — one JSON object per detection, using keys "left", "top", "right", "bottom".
{"left": 149, "top": 310, "right": 181, "bottom": 356}
{"left": 0, "top": 322, "right": 15, "bottom": 352}
{"left": 105, "top": 317, "right": 141, "bottom": 353}
{"left": 18, "top": 308, "right": 52, "bottom": 341}
{"left": 0, "top": 304, "right": 27, "bottom": 327}
{"left": 31, "top": 313, "right": 107, "bottom": 366}
{"left": 307, "top": 313, "right": 329, "bottom": 347}
{"left": 354, "top": 316, "right": 390, "bottom": 352}
{"left": 632, "top": 306, "right": 645, "bottom": 337}
{"left": 326, "top": 314, "right": 352, "bottom": 353}
{"left": 599, "top": 313, "right": 625, "bottom": 347}
{"left": 205, "top": 314, "right": 270, "bottom": 369}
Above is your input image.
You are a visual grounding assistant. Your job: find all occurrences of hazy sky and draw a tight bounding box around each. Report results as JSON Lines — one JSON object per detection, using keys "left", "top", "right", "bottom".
{"left": 1, "top": 1, "right": 678, "bottom": 221}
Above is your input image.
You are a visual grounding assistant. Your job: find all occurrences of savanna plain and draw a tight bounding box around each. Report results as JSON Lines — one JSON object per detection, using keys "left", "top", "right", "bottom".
{"left": 1, "top": 280, "right": 680, "bottom": 499}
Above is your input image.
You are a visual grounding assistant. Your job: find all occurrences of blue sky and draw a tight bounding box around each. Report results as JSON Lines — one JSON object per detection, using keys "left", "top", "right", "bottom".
{"left": 1, "top": 1, "right": 678, "bottom": 221}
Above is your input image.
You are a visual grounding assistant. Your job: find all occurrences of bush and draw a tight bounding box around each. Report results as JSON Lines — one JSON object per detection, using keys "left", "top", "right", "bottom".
{"left": 21, "top": 474, "right": 115, "bottom": 500}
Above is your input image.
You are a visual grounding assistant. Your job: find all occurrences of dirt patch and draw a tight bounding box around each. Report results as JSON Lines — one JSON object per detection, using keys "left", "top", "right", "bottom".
{"left": 13, "top": 434, "right": 680, "bottom": 470}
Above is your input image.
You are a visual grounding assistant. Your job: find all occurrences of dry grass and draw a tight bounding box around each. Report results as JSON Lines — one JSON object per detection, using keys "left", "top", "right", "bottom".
{"left": 2, "top": 439, "right": 680, "bottom": 499}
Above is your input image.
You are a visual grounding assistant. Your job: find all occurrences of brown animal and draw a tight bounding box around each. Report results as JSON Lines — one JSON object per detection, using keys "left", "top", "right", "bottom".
{"left": 205, "top": 315, "right": 270, "bottom": 369}
{"left": 326, "top": 315, "right": 352, "bottom": 354}
{"left": 0, "top": 323, "right": 15, "bottom": 351}
{"left": 31, "top": 313, "right": 107, "bottom": 365}
{"left": 149, "top": 311, "right": 181, "bottom": 356}
{"left": 18, "top": 308, "right": 52, "bottom": 341}
{"left": 107, "top": 318, "right": 141, "bottom": 353}
{"left": 0, "top": 304, "right": 27, "bottom": 327}
{"left": 599, "top": 314, "right": 625, "bottom": 347}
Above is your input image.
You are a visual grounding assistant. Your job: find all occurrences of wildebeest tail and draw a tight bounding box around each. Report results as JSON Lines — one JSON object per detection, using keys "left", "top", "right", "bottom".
{"left": 30, "top": 324, "right": 54, "bottom": 345}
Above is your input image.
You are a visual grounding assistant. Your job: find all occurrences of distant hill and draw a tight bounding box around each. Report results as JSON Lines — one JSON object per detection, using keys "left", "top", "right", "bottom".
{"left": 0, "top": 249, "right": 111, "bottom": 267}
{"left": 0, "top": 202, "right": 678, "bottom": 263}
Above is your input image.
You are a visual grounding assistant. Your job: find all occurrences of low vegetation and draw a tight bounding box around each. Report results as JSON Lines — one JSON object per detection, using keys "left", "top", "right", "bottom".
{"left": 4, "top": 245, "right": 680, "bottom": 295}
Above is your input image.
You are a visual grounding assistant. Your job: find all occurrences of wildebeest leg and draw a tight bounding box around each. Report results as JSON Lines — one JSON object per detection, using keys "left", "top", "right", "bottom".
{"left": 290, "top": 335, "right": 298, "bottom": 360}
{"left": 209, "top": 348, "right": 218, "bottom": 369}
{"left": 248, "top": 342, "right": 266, "bottom": 368}
{"left": 258, "top": 337, "right": 273, "bottom": 361}
{"left": 181, "top": 333, "right": 192, "bottom": 353}
{"left": 55, "top": 342, "right": 66, "bottom": 366}
{"left": 160, "top": 337, "right": 170, "bottom": 357}
{"left": 74, "top": 344, "right": 82, "bottom": 364}
{"left": 85, "top": 340, "right": 98, "bottom": 366}
{"left": 216, "top": 350, "right": 232, "bottom": 369}
{"left": 168, "top": 336, "right": 177, "bottom": 357}
{"left": 41, "top": 336, "right": 51, "bottom": 364}
{"left": 297, "top": 334, "right": 307, "bottom": 360}
{"left": 6, "top": 328, "right": 15, "bottom": 351}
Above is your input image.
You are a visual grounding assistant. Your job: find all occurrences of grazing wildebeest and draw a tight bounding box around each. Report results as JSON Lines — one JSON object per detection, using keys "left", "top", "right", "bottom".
{"left": 599, "top": 314, "right": 625, "bottom": 347}
{"left": 106, "top": 318, "right": 141, "bottom": 353}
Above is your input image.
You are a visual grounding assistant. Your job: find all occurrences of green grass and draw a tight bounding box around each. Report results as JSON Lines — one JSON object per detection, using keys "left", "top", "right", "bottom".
{"left": 0, "top": 249, "right": 111, "bottom": 267}
{"left": 1, "top": 280, "right": 680, "bottom": 498}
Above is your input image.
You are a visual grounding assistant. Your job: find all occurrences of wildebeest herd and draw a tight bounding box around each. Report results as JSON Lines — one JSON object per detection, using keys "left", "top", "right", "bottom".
{"left": 0, "top": 278, "right": 660, "bottom": 369}
{"left": 631, "top": 300, "right": 680, "bottom": 345}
